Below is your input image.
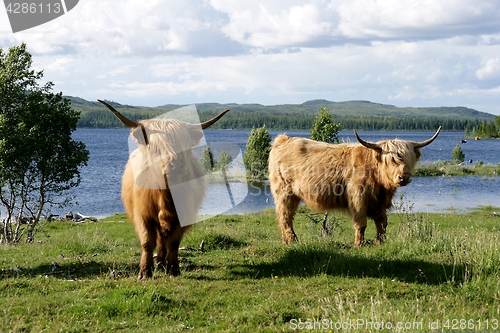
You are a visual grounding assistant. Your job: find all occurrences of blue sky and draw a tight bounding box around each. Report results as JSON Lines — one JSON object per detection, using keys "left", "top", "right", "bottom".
{"left": 1, "top": 0, "right": 500, "bottom": 115}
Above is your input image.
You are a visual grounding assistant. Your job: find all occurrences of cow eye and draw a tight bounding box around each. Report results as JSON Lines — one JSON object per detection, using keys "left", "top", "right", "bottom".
{"left": 391, "top": 155, "right": 401, "bottom": 163}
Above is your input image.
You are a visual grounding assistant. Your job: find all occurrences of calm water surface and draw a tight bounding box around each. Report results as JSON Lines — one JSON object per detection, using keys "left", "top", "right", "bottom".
{"left": 60, "top": 129, "right": 499, "bottom": 218}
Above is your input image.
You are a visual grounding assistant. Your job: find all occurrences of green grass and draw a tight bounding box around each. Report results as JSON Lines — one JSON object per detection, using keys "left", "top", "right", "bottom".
{"left": 2, "top": 206, "right": 500, "bottom": 332}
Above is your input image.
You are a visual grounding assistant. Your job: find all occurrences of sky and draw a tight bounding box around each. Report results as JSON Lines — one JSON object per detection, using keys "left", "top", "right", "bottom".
{"left": 1, "top": 0, "right": 500, "bottom": 116}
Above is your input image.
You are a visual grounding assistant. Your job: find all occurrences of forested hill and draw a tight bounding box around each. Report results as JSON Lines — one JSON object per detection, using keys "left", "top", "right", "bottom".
{"left": 69, "top": 96, "right": 495, "bottom": 131}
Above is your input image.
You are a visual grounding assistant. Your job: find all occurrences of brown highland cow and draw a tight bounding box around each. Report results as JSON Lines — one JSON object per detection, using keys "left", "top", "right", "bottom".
{"left": 268, "top": 127, "right": 441, "bottom": 246}
{"left": 99, "top": 100, "right": 228, "bottom": 280}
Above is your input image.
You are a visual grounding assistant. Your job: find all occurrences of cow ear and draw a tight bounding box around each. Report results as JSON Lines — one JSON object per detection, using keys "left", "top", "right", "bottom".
{"left": 414, "top": 148, "right": 422, "bottom": 160}
{"left": 131, "top": 126, "right": 148, "bottom": 146}
{"left": 189, "top": 128, "right": 204, "bottom": 145}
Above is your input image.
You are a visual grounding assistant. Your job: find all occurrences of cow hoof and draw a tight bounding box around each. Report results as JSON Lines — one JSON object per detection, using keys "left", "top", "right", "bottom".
{"left": 156, "top": 263, "right": 167, "bottom": 273}
{"left": 167, "top": 267, "right": 180, "bottom": 277}
{"left": 281, "top": 231, "right": 298, "bottom": 244}
{"left": 137, "top": 269, "right": 153, "bottom": 281}
{"left": 168, "top": 269, "right": 181, "bottom": 277}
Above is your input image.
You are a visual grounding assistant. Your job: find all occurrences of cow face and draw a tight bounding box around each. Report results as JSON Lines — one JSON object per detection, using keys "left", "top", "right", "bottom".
{"left": 378, "top": 140, "right": 420, "bottom": 187}
{"left": 354, "top": 127, "right": 441, "bottom": 188}
{"left": 97, "top": 99, "right": 229, "bottom": 189}
{"left": 131, "top": 119, "right": 203, "bottom": 187}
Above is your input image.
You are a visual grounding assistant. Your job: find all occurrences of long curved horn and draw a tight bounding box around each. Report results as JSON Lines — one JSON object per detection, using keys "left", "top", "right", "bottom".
{"left": 98, "top": 99, "right": 140, "bottom": 128}
{"left": 411, "top": 126, "right": 442, "bottom": 148}
{"left": 354, "top": 129, "right": 381, "bottom": 150}
{"left": 200, "top": 109, "right": 230, "bottom": 129}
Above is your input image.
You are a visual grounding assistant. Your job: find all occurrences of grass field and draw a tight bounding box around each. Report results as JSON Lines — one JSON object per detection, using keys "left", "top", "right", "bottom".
{"left": 1, "top": 203, "right": 500, "bottom": 332}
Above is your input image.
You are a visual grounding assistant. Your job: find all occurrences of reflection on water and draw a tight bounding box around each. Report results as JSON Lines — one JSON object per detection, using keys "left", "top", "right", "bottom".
{"left": 211, "top": 176, "right": 499, "bottom": 216}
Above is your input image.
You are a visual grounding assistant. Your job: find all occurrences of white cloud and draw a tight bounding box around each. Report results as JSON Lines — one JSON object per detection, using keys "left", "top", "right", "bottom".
{"left": 476, "top": 58, "right": 500, "bottom": 80}
{"left": 1, "top": 0, "right": 232, "bottom": 56}
{"left": 211, "top": 0, "right": 338, "bottom": 48}
{"left": 45, "top": 57, "right": 74, "bottom": 72}
{"left": 336, "top": 0, "right": 500, "bottom": 39}
{"left": 1, "top": 0, "right": 500, "bottom": 115}
{"left": 106, "top": 80, "right": 228, "bottom": 97}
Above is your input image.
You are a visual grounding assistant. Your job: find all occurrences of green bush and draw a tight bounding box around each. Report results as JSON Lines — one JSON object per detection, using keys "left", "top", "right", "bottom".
{"left": 243, "top": 125, "right": 271, "bottom": 180}
{"left": 451, "top": 144, "right": 465, "bottom": 164}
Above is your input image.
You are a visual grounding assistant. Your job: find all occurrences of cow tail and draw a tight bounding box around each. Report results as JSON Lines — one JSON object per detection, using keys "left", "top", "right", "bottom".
{"left": 272, "top": 134, "right": 290, "bottom": 148}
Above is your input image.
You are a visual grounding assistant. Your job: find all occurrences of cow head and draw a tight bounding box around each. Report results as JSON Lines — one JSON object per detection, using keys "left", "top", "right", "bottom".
{"left": 98, "top": 100, "right": 229, "bottom": 187}
{"left": 354, "top": 127, "right": 441, "bottom": 187}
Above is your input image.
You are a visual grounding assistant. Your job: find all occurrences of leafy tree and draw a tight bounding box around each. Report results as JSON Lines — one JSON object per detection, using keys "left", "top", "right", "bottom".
{"left": 199, "top": 146, "right": 215, "bottom": 172}
{"left": 310, "top": 107, "right": 341, "bottom": 143}
{"left": 451, "top": 145, "right": 465, "bottom": 164}
{"left": 0, "top": 43, "right": 89, "bottom": 243}
{"left": 217, "top": 151, "right": 233, "bottom": 171}
{"left": 244, "top": 125, "right": 272, "bottom": 180}
{"left": 310, "top": 107, "right": 341, "bottom": 235}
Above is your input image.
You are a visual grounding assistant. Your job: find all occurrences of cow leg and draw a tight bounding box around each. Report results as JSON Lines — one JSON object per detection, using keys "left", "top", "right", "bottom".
{"left": 352, "top": 213, "right": 368, "bottom": 247}
{"left": 135, "top": 220, "right": 157, "bottom": 281}
{"left": 374, "top": 213, "right": 388, "bottom": 245}
{"left": 165, "top": 225, "right": 186, "bottom": 277}
{"left": 156, "top": 231, "right": 167, "bottom": 273}
{"left": 158, "top": 197, "right": 173, "bottom": 235}
{"left": 156, "top": 205, "right": 173, "bottom": 273}
{"left": 274, "top": 193, "right": 300, "bottom": 244}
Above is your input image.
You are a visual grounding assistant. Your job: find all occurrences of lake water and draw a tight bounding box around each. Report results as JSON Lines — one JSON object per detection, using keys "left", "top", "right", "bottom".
{"left": 60, "top": 129, "right": 499, "bottom": 218}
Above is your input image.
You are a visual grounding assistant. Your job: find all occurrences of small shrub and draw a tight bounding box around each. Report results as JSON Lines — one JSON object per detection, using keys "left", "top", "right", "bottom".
{"left": 310, "top": 107, "right": 341, "bottom": 144}
{"left": 217, "top": 150, "right": 233, "bottom": 171}
{"left": 199, "top": 146, "right": 215, "bottom": 172}
{"left": 394, "top": 194, "right": 437, "bottom": 242}
{"left": 451, "top": 144, "right": 465, "bottom": 164}
{"left": 244, "top": 125, "right": 271, "bottom": 180}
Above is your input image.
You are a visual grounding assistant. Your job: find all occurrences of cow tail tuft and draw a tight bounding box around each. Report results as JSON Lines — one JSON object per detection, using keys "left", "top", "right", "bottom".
{"left": 272, "top": 134, "right": 290, "bottom": 148}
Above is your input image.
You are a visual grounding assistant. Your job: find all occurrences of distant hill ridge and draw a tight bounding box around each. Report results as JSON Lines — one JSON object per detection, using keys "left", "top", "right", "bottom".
{"left": 66, "top": 96, "right": 495, "bottom": 121}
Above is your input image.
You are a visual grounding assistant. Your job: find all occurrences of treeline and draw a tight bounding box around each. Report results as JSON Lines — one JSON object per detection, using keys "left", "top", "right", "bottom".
{"left": 197, "top": 112, "right": 483, "bottom": 131}
{"left": 467, "top": 117, "right": 500, "bottom": 138}
{"left": 77, "top": 110, "right": 164, "bottom": 128}
{"left": 77, "top": 110, "right": 485, "bottom": 131}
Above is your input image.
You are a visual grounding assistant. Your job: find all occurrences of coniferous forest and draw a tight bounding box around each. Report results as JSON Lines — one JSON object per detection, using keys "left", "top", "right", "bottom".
{"left": 71, "top": 96, "right": 496, "bottom": 132}
{"left": 77, "top": 109, "right": 488, "bottom": 132}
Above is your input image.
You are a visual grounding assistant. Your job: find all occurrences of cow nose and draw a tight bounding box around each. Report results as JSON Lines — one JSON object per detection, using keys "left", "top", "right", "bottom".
{"left": 400, "top": 174, "right": 411, "bottom": 184}
{"left": 169, "top": 161, "right": 184, "bottom": 170}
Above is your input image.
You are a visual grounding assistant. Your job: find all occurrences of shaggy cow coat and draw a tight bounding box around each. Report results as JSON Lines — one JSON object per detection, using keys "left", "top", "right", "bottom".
{"left": 268, "top": 128, "right": 441, "bottom": 246}
{"left": 99, "top": 100, "right": 228, "bottom": 280}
